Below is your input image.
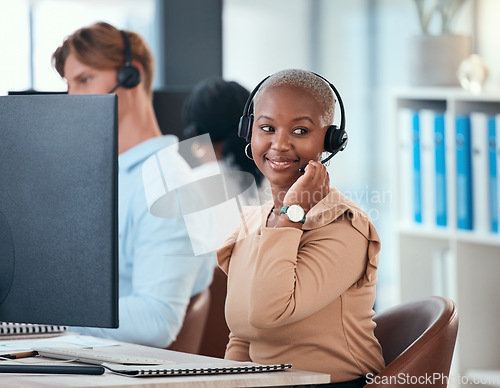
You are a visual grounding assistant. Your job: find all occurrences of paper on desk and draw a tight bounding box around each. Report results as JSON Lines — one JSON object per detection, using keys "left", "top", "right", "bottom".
{"left": 0, "top": 334, "right": 119, "bottom": 354}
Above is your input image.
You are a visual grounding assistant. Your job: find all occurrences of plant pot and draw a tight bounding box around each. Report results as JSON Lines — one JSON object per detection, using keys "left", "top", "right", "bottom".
{"left": 407, "top": 34, "right": 471, "bottom": 87}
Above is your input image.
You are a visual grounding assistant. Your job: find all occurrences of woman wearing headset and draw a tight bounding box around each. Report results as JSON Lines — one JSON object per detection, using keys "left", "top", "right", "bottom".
{"left": 217, "top": 69, "right": 384, "bottom": 387}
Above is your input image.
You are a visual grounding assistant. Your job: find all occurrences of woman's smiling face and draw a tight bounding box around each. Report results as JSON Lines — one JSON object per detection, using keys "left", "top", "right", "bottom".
{"left": 251, "top": 84, "right": 328, "bottom": 188}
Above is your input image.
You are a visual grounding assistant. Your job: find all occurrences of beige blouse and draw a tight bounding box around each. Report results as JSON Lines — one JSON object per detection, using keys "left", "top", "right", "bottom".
{"left": 217, "top": 188, "right": 385, "bottom": 383}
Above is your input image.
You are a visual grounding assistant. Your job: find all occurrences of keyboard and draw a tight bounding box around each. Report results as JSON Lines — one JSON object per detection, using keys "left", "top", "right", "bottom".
{"left": 33, "top": 347, "right": 173, "bottom": 366}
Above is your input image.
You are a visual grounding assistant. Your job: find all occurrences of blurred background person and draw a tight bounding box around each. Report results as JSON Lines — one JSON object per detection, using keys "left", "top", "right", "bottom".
{"left": 181, "top": 76, "right": 269, "bottom": 205}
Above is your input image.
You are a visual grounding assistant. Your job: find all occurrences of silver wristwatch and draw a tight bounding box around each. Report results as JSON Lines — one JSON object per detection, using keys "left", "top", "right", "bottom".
{"left": 279, "top": 205, "right": 306, "bottom": 224}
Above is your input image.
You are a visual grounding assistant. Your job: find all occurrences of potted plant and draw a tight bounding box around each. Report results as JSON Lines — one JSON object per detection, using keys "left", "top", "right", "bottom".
{"left": 408, "top": 0, "right": 471, "bottom": 86}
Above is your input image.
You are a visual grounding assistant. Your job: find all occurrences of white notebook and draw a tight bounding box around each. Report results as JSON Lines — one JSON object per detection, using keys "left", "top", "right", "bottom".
{"left": 103, "top": 362, "right": 292, "bottom": 377}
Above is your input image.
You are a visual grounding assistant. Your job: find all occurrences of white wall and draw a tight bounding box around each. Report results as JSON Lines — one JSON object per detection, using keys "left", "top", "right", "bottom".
{"left": 0, "top": 0, "right": 156, "bottom": 95}
{"left": 477, "top": 0, "right": 500, "bottom": 88}
{"left": 222, "top": 0, "right": 312, "bottom": 90}
{"left": 0, "top": 0, "right": 31, "bottom": 93}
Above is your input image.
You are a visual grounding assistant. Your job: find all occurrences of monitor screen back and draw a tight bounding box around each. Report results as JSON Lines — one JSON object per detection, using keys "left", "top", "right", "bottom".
{"left": 0, "top": 94, "right": 119, "bottom": 328}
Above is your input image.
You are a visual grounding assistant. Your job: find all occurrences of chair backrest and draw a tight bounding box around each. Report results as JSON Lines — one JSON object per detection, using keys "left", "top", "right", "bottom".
{"left": 198, "top": 266, "right": 230, "bottom": 358}
{"left": 167, "top": 288, "right": 211, "bottom": 354}
{"left": 365, "top": 296, "right": 459, "bottom": 388}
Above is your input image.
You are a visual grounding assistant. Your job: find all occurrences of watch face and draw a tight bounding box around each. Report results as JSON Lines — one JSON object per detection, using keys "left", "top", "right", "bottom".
{"left": 288, "top": 205, "right": 305, "bottom": 222}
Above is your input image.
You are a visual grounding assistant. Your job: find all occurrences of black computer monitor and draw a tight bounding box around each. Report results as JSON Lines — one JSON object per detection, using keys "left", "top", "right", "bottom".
{"left": 0, "top": 94, "right": 119, "bottom": 328}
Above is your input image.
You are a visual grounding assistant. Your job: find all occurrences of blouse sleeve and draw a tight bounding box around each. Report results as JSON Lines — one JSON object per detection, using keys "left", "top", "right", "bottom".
{"left": 247, "top": 215, "right": 374, "bottom": 329}
{"left": 217, "top": 222, "right": 243, "bottom": 274}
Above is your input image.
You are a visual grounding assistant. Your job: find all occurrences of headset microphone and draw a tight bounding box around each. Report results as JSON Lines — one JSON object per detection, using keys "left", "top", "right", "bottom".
{"left": 238, "top": 72, "right": 348, "bottom": 173}
{"left": 109, "top": 83, "right": 121, "bottom": 94}
{"left": 109, "top": 30, "right": 141, "bottom": 94}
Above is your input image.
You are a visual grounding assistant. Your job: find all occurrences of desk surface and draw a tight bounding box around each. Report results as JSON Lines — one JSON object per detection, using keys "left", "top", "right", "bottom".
{"left": 1, "top": 335, "right": 330, "bottom": 387}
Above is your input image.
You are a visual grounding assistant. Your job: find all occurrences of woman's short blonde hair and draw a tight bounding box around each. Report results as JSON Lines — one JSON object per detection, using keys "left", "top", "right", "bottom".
{"left": 254, "top": 69, "right": 336, "bottom": 126}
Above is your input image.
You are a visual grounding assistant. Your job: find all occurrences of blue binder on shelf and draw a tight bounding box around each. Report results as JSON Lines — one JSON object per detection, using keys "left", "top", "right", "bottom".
{"left": 435, "top": 113, "right": 447, "bottom": 226}
{"left": 488, "top": 116, "right": 498, "bottom": 233}
{"left": 456, "top": 115, "right": 473, "bottom": 230}
{"left": 419, "top": 109, "right": 436, "bottom": 228}
{"left": 398, "top": 108, "right": 415, "bottom": 225}
{"left": 412, "top": 111, "right": 422, "bottom": 223}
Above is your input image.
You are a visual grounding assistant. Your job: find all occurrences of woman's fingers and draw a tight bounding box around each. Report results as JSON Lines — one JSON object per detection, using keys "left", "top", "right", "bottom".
{"left": 285, "top": 160, "right": 330, "bottom": 212}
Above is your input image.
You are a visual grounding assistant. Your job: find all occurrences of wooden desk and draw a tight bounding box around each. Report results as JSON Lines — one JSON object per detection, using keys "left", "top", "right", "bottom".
{"left": 1, "top": 336, "right": 330, "bottom": 387}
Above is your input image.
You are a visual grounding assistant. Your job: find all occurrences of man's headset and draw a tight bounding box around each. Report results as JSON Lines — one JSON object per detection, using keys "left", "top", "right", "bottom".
{"left": 237, "top": 72, "right": 348, "bottom": 172}
{"left": 109, "top": 30, "right": 141, "bottom": 93}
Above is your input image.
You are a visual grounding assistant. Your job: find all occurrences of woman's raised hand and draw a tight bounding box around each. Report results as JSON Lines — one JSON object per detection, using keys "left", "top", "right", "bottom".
{"left": 283, "top": 161, "right": 330, "bottom": 214}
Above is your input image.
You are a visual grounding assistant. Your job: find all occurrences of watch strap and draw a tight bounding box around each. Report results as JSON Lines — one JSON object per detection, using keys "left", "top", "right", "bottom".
{"left": 279, "top": 206, "right": 289, "bottom": 216}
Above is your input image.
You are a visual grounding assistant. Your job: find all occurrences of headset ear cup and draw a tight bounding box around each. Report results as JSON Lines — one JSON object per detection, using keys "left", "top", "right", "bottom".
{"left": 324, "top": 125, "right": 348, "bottom": 154}
{"left": 324, "top": 125, "right": 337, "bottom": 153}
{"left": 332, "top": 127, "right": 348, "bottom": 153}
{"left": 238, "top": 114, "right": 253, "bottom": 142}
{"left": 117, "top": 65, "right": 141, "bottom": 88}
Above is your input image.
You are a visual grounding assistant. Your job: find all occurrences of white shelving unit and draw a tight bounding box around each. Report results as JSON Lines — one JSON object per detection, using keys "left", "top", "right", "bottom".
{"left": 392, "top": 87, "right": 500, "bottom": 386}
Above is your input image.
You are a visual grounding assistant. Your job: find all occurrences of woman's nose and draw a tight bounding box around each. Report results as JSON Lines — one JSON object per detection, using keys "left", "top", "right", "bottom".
{"left": 271, "top": 129, "right": 291, "bottom": 151}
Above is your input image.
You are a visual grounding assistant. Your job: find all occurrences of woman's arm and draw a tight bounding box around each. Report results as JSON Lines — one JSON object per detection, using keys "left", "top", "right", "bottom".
{"left": 248, "top": 216, "right": 370, "bottom": 329}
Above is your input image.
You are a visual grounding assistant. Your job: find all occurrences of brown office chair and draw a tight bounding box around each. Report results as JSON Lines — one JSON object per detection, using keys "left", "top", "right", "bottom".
{"left": 365, "top": 296, "right": 458, "bottom": 388}
{"left": 198, "top": 266, "right": 230, "bottom": 358}
{"left": 167, "top": 288, "right": 211, "bottom": 354}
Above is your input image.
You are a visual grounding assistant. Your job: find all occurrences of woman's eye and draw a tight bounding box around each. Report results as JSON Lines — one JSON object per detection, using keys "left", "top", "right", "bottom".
{"left": 260, "top": 125, "right": 274, "bottom": 132}
{"left": 292, "top": 128, "right": 308, "bottom": 135}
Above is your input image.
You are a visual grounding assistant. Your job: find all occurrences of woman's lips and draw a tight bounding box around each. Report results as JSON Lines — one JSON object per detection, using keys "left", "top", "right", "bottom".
{"left": 266, "top": 157, "right": 298, "bottom": 170}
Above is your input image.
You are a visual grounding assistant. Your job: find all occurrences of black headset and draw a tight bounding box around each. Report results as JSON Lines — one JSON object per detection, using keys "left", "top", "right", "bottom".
{"left": 109, "top": 30, "right": 141, "bottom": 93}
{"left": 238, "top": 72, "right": 348, "bottom": 169}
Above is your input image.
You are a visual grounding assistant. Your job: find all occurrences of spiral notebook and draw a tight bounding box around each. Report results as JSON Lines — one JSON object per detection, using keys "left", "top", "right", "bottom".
{"left": 103, "top": 362, "right": 292, "bottom": 377}
{"left": 0, "top": 322, "right": 67, "bottom": 338}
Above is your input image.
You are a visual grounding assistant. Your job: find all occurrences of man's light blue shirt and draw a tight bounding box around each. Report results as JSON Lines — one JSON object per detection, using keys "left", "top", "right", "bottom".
{"left": 74, "top": 135, "right": 215, "bottom": 347}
